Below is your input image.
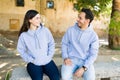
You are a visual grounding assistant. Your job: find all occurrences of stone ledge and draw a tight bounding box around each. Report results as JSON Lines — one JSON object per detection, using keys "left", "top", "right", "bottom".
{"left": 10, "top": 61, "right": 120, "bottom": 80}
{"left": 95, "top": 61, "right": 120, "bottom": 79}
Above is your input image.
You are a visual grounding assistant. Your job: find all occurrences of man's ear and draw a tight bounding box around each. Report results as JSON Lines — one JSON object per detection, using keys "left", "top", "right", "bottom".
{"left": 86, "top": 19, "right": 90, "bottom": 24}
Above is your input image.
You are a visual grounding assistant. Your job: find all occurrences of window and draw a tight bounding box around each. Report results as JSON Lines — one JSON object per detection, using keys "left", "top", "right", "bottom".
{"left": 46, "top": 1, "right": 54, "bottom": 9}
{"left": 16, "top": 0, "right": 24, "bottom": 7}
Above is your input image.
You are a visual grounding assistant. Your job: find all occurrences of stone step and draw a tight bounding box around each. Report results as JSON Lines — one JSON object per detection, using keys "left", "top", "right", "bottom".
{"left": 10, "top": 61, "right": 120, "bottom": 80}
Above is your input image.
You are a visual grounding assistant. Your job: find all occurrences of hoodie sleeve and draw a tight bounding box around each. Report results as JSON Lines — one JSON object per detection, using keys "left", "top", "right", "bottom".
{"left": 46, "top": 28, "right": 55, "bottom": 58}
{"left": 17, "top": 34, "right": 34, "bottom": 63}
{"left": 84, "top": 33, "right": 99, "bottom": 68}
{"left": 61, "top": 29, "right": 70, "bottom": 59}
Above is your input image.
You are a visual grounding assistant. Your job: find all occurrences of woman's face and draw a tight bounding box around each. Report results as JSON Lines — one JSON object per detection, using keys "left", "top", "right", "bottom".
{"left": 29, "top": 14, "right": 41, "bottom": 27}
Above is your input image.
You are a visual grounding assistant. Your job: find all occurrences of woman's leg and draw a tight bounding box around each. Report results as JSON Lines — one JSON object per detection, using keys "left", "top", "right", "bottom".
{"left": 43, "top": 60, "right": 60, "bottom": 80}
{"left": 27, "top": 63, "right": 43, "bottom": 80}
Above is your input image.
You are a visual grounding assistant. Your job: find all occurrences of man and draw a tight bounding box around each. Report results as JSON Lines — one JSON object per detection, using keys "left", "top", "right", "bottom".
{"left": 61, "top": 8, "right": 99, "bottom": 80}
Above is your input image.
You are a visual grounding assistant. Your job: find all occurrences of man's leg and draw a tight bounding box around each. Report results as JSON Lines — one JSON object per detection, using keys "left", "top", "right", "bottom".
{"left": 83, "top": 65, "right": 95, "bottom": 80}
{"left": 61, "top": 63, "right": 77, "bottom": 80}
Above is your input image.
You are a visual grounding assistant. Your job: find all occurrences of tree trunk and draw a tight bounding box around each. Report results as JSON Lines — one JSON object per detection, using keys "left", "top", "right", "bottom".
{"left": 109, "top": 0, "right": 120, "bottom": 49}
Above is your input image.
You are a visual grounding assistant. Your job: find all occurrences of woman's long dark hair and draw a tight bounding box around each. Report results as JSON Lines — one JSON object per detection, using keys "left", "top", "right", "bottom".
{"left": 18, "top": 10, "right": 39, "bottom": 37}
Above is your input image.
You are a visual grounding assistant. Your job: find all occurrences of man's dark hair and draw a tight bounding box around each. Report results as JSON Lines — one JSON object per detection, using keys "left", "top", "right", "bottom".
{"left": 81, "top": 8, "right": 94, "bottom": 23}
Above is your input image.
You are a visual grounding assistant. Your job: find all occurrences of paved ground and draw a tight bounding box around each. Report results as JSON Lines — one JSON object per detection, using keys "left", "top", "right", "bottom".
{"left": 0, "top": 30, "right": 120, "bottom": 80}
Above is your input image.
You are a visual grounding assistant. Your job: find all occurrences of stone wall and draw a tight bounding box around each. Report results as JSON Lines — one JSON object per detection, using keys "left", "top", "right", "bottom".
{"left": 0, "top": 0, "right": 77, "bottom": 34}
{"left": 0, "top": 0, "right": 110, "bottom": 38}
{"left": 40, "top": 0, "right": 78, "bottom": 37}
{"left": 0, "top": 0, "right": 36, "bottom": 31}
{"left": 10, "top": 61, "right": 120, "bottom": 80}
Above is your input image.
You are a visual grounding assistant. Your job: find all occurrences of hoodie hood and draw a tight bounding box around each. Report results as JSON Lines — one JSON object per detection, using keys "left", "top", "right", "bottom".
{"left": 74, "top": 22, "right": 93, "bottom": 32}
{"left": 73, "top": 22, "right": 94, "bottom": 41}
{"left": 27, "top": 25, "right": 43, "bottom": 49}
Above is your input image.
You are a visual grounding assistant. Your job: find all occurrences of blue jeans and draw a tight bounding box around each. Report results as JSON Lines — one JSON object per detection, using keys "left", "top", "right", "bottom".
{"left": 27, "top": 60, "right": 60, "bottom": 80}
{"left": 61, "top": 58, "right": 95, "bottom": 80}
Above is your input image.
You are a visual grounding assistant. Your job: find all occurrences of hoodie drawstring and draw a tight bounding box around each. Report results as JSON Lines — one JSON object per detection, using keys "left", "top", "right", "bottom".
{"left": 34, "top": 33, "right": 41, "bottom": 49}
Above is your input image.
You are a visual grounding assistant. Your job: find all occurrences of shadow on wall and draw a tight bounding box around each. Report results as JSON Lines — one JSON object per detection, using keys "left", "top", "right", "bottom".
{"left": 49, "top": 27, "right": 64, "bottom": 38}
{"left": 94, "top": 28, "right": 108, "bottom": 39}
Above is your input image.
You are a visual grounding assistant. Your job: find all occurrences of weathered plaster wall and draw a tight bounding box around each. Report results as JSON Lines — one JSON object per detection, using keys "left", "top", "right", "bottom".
{"left": 0, "top": 0, "right": 109, "bottom": 37}
{"left": 0, "top": 0, "right": 36, "bottom": 31}
{"left": 0, "top": 0, "right": 78, "bottom": 37}
{"left": 40, "top": 0, "right": 78, "bottom": 37}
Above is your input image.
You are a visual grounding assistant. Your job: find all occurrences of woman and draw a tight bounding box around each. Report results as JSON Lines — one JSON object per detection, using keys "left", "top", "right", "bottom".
{"left": 17, "top": 10, "right": 60, "bottom": 80}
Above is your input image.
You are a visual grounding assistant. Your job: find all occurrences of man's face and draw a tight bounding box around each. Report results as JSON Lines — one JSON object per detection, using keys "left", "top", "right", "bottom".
{"left": 77, "top": 12, "right": 87, "bottom": 28}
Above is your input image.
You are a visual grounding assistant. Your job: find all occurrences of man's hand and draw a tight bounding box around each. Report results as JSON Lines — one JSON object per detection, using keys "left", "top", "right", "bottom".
{"left": 64, "top": 58, "right": 72, "bottom": 65}
{"left": 74, "top": 67, "right": 85, "bottom": 78}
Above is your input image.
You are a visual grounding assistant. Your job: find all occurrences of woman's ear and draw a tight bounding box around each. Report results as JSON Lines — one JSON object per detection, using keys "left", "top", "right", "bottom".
{"left": 29, "top": 19, "right": 32, "bottom": 23}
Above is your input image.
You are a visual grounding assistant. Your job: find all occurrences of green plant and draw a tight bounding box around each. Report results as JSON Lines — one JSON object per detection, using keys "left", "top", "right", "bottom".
{"left": 70, "top": 0, "right": 112, "bottom": 17}
{"left": 109, "top": 11, "right": 120, "bottom": 36}
{"left": 5, "top": 71, "right": 11, "bottom": 80}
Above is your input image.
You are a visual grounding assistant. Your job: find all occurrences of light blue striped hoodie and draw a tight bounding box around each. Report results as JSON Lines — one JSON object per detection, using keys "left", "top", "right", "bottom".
{"left": 62, "top": 23, "right": 99, "bottom": 68}
{"left": 17, "top": 25, "right": 55, "bottom": 66}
